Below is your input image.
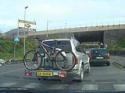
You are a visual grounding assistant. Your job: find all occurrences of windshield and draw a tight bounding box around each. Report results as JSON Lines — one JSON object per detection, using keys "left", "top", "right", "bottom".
{"left": 1, "top": 0, "right": 125, "bottom": 93}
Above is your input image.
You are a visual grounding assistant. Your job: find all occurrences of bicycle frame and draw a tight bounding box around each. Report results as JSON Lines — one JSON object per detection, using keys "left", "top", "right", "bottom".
{"left": 39, "top": 41, "right": 57, "bottom": 57}
{"left": 37, "top": 39, "right": 66, "bottom": 65}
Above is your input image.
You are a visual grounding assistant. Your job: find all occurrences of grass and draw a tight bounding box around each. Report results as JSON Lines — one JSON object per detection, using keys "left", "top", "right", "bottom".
{"left": 108, "top": 38, "right": 125, "bottom": 51}
{"left": 0, "top": 37, "right": 37, "bottom": 60}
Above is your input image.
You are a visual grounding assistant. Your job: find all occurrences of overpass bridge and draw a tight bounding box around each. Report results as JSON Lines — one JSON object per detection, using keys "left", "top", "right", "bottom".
{"left": 29, "top": 24, "right": 125, "bottom": 35}
{"left": 27, "top": 24, "right": 125, "bottom": 44}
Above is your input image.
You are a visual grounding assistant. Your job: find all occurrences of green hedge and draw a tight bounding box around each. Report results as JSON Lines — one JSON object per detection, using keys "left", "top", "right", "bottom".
{"left": 0, "top": 37, "right": 36, "bottom": 60}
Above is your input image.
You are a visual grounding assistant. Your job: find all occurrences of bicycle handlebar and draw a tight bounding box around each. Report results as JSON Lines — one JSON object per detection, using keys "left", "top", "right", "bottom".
{"left": 34, "top": 37, "right": 63, "bottom": 53}
{"left": 34, "top": 37, "right": 58, "bottom": 51}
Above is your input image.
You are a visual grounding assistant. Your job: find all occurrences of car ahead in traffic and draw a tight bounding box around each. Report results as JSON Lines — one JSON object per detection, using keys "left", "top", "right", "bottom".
{"left": 89, "top": 48, "right": 111, "bottom": 66}
{"left": 24, "top": 38, "right": 90, "bottom": 81}
{"left": 0, "top": 59, "right": 6, "bottom": 66}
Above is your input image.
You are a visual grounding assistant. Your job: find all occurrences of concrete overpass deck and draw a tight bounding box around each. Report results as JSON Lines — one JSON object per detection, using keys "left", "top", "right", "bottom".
{"left": 28, "top": 24, "right": 125, "bottom": 36}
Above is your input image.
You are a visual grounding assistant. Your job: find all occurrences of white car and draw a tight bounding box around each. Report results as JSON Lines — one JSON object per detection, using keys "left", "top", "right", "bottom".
{"left": 24, "top": 38, "right": 90, "bottom": 81}
{"left": 0, "top": 59, "right": 6, "bottom": 66}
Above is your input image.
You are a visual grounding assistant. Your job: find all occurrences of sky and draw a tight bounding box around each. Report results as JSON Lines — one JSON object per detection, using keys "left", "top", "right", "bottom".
{"left": 0, "top": 0, "right": 125, "bottom": 32}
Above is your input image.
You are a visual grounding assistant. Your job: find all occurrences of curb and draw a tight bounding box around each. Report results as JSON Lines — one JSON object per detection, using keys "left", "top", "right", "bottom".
{"left": 112, "top": 62, "right": 125, "bottom": 69}
{"left": 5, "top": 60, "right": 23, "bottom": 65}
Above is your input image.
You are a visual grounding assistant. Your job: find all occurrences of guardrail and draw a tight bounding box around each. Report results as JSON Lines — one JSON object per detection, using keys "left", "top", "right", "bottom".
{"left": 112, "top": 62, "right": 125, "bottom": 69}
{"left": 109, "top": 50, "right": 125, "bottom": 56}
{"left": 5, "top": 59, "right": 23, "bottom": 65}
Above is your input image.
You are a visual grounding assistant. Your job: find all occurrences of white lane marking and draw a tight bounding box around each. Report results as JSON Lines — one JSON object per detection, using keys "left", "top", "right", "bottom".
{"left": 114, "top": 84, "right": 125, "bottom": 91}
{"left": 23, "top": 83, "right": 40, "bottom": 88}
{"left": 1, "top": 82, "right": 17, "bottom": 87}
{"left": 82, "top": 84, "right": 98, "bottom": 90}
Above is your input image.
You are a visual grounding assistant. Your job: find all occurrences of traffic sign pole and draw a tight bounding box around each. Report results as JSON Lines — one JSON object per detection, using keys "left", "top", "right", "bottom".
{"left": 14, "top": 44, "right": 16, "bottom": 60}
{"left": 14, "top": 36, "right": 20, "bottom": 60}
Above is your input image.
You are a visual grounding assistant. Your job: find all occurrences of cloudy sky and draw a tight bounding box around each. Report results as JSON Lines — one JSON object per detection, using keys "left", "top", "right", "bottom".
{"left": 0, "top": 0, "right": 125, "bottom": 32}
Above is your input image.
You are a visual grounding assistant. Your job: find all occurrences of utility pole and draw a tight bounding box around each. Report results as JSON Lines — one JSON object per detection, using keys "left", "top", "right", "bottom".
{"left": 46, "top": 20, "right": 48, "bottom": 38}
{"left": 23, "top": 6, "right": 28, "bottom": 55}
{"left": 64, "top": 21, "right": 67, "bottom": 38}
{"left": 17, "top": 20, "right": 19, "bottom": 37}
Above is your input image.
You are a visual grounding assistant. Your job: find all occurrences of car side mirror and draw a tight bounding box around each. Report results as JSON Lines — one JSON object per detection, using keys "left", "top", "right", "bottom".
{"left": 76, "top": 45, "right": 86, "bottom": 53}
{"left": 82, "top": 50, "right": 86, "bottom": 54}
{"left": 76, "top": 46, "right": 81, "bottom": 52}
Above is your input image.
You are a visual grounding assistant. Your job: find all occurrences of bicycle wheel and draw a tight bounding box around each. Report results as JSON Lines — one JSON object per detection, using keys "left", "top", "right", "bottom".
{"left": 23, "top": 50, "right": 42, "bottom": 70}
{"left": 55, "top": 50, "right": 77, "bottom": 71}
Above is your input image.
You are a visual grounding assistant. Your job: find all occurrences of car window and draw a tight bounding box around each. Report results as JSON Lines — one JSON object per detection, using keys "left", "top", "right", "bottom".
{"left": 91, "top": 49, "right": 108, "bottom": 55}
{"left": 43, "top": 40, "right": 72, "bottom": 51}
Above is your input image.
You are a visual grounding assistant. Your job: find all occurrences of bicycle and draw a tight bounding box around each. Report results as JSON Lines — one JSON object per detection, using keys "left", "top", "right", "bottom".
{"left": 23, "top": 38, "right": 77, "bottom": 71}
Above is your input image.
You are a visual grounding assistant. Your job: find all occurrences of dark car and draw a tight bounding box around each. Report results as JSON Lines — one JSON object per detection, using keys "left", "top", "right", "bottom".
{"left": 89, "top": 48, "right": 111, "bottom": 66}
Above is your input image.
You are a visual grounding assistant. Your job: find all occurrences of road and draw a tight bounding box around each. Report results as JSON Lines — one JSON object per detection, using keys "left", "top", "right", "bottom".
{"left": 0, "top": 56, "right": 125, "bottom": 92}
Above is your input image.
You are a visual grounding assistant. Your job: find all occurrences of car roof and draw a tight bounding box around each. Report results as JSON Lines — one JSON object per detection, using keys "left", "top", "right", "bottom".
{"left": 91, "top": 48, "right": 107, "bottom": 50}
{"left": 43, "top": 38, "right": 71, "bottom": 42}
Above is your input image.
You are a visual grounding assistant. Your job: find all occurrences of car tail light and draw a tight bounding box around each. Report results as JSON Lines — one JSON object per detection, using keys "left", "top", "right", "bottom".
{"left": 88, "top": 52, "right": 92, "bottom": 60}
{"left": 108, "top": 53, "right": 111, "bottom": 59}
{"left": 72, "top": 53, "right": 78, "bottom": 64}
{"left": 24, "top": 71, "right": 32, "bottom": 77}
{"left": 73, "top": 56, "right": 78, "bottom": 64}
{"left": 58, "top": 71, "right": 67, "bottom": 78}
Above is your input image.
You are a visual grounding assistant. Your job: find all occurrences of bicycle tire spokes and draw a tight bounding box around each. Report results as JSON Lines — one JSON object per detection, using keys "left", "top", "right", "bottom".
{"left": 24, "top": 50, "right": 42, "bottom": 70}
{"left": 55, "top": 50, "right": 76, "bottom": 71}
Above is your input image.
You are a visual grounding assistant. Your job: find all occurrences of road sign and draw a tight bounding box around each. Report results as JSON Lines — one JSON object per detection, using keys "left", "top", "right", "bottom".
{"left": 18, "top": 19, "right": 36, "bottom": 31}
{"left": 14, "top": 36, "right": 20, "bottom": 43}
{"left": 13, "top": 36, "right": 20, "bottom": 60}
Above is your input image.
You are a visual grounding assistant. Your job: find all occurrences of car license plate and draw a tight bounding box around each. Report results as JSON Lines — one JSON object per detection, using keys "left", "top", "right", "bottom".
{"left": 36, "top": 70, "right": 53, "bottom": 76}
{"left": 96, "top": 57, "right": 103, "bottom": 59}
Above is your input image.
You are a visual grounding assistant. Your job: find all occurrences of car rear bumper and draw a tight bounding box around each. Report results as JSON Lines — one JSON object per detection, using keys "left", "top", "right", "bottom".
{"left": 24, "top": 69, "right": 80, "bottom": 80}
{"left": 90, "top": 59, "right": 110, "bottom": 65}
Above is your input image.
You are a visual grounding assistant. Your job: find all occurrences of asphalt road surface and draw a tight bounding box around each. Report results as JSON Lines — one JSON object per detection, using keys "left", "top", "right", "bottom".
{"left": 0, "top": 56, "right": 125, "bottom": 92}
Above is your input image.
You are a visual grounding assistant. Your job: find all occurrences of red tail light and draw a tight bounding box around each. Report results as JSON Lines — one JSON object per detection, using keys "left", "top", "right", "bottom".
{"left": 58, "top": 71, "right": 67, "bottom": 78}
{"left": 108, "top": 53, "right": 111, "bottom": 59}
{"left": 88, "top": 52, "right": 92, "bottom": 60}
{"left": 72, "top": 53, "right": 78, "bottom": 64}
{"left": 25, "top": 71, "right": 32, "bottom": 77}
{"left": 74, "top": 56, "right": 78, "bottom": 64}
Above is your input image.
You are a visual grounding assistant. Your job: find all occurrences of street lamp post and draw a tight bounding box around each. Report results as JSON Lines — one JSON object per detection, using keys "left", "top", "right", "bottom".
{"left": 46, "top": 20, "right": 48, "bottom": 38}
{"left": 64, "top": 21, "right": 67, "bottom": 38}
{"left": 23, "top": 6, "right": 28, "bottom": 55}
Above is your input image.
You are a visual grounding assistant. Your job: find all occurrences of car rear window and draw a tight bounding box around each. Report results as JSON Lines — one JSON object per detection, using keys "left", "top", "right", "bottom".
{"left": 43, "top": 40, "right": 72, "bottom": 51}
{"left": 91, "top": 49, "right": 108, "bottom": 55}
